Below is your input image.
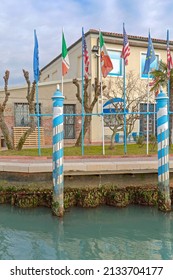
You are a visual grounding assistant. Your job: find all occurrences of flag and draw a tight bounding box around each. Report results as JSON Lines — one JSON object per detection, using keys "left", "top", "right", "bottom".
{"left": 82, "top": 28, "right": 89, "bottom": 79}
{"left": 62, "top": 32, "right": 70, "bottom": 76}
{"left": 100, "top": 31, "right": 113, "bottom": 78}
{"left": 121, "top": 23, "right": 130, "bottom": 65}
{"left": 167, "top": 30, "right": 173, "bottom": 79}
{"left": 33, "top": 30, "right": 39, "bottom": 83}
{"left": 143, "top": 31, "right": 156, "bottom": 74}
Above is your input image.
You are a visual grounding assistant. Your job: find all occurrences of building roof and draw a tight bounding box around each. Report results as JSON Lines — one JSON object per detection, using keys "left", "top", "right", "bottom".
{"left": 41, "top": 29, "right": 171, "bottom": 72}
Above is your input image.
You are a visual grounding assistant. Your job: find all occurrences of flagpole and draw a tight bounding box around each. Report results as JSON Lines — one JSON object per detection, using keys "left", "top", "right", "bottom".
{"left": 36, "top": 81, "right": 41, "bottom": 156}
{"left": 61, "top": 29, "right": 64, "bottom": 95}
{"left": 33, "top": 29, "right": 41, "bottom": 156}
{"left": 101, "top": 72, "right": 105, "bottom": 155}
{"left": 143, "top": 30, "right": 156, "bottom": 155}
{"left": 99, "top": 30, "right": 105, "bottom": 155}
{"left": 123, "top": 56, "right": 127, "bottom": 154}
{"left": 101, "top": 86, "right": 105, "bottom": 155}
{"left": 81, "top": 27, "right": 85, "bottom": 156}
{"left": 167, "top": 29, "right": 171, "bottom": 146}
{"left": 61, "top": 75, "right": 63, "bottom": 94}
{"left": 121, "top": 23, "right": 130, "bottom": 155}
{"left": 147, "top": 72, "right": 150, "bottom": 155}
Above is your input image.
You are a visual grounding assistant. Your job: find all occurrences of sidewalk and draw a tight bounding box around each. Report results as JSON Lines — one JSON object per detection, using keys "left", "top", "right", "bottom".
{"left": 0, "top": 155, "right": 170, "bottom": 175}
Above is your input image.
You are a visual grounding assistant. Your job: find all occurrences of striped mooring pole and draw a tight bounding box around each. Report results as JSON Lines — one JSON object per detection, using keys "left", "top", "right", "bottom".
{"left": 52, "top": 85, "right": 65, "bottom": 217}
{"left": 156, "top": 89, "right": 171, "bottom": 211}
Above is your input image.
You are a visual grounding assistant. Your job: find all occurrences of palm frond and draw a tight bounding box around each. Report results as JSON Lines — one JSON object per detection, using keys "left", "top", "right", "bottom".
{"left": 149, "top": 60, "right": 168, "bottom": 93}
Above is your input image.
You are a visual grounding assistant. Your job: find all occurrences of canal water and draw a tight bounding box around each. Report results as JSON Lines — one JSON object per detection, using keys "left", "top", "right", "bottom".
{"left": 0, "top": 204, "right": 173, "bottom": 260}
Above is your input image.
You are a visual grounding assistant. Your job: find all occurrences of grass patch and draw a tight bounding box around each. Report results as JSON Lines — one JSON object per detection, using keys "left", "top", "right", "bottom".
{"left": 0, "top": 143, "right": 163, "bottom": 157}
{"left": 0, "top": 148, "right": 52, "bottom": 157}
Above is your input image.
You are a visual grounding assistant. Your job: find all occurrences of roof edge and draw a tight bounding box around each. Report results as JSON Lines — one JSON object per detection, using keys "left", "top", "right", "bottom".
{"left": 41, "top": 29, "right": 171, "bottom": 72}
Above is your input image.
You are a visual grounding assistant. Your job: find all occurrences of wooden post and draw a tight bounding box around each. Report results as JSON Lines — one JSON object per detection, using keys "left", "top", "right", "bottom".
{"left": 52, "top": 85, "right": 64, "bottom": 217}
{"left": 156, "top": 89, "right": 171, "bottom": 211}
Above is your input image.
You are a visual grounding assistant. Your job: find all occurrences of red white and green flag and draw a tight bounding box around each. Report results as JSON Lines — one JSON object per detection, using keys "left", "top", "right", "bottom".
{"left": 100, "top": 32, "right": 113, "bottom": 78}
{"left": 62, "top": 32, "right": 70, "bottom": 76}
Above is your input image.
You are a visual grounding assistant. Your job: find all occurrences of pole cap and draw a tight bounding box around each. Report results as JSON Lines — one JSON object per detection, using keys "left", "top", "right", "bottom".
{"left": 155, "top": 89, "right": 168, "bottom": 100}
{"left": 52, "top": 85, "right": 64, "bottom": 100}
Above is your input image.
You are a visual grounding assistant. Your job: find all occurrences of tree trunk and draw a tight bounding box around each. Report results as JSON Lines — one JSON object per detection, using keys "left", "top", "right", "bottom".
{"left": 0, "top": 114, "right": 14, "bottom": 149}
{"left": 110, "top": 132, "right": 116, "bottom": 149}
{"left": 73, "top": 77, "right": 101, "bottom": 147}
{"left": 75, "top": 115, "right": 91, "bottom": 146}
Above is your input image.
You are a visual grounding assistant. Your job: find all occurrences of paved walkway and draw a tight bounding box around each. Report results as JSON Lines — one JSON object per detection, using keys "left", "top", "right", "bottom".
{"left": 0, "top": 155, "right": 171, "bottom": 175}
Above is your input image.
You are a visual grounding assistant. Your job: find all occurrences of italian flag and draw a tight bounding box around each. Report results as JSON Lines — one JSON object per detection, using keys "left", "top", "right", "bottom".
{"left": 100, "top": 32, "right": 113, "bottom": 78}
{"left": 62, "top": 32, "right": 70, "bottom": 76}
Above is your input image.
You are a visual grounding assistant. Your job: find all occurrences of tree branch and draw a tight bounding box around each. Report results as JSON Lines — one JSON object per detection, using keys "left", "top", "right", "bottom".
{"left": 73, "top": 78, "right": 82, "bottom": 104}
{"left": 1, "top": 70, "right": 10, "bottom": 111}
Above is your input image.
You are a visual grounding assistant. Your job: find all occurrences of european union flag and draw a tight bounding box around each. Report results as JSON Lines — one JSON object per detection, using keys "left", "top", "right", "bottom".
{"left": 143, "top": 31, "right": 156, "bottom": 74}
{"left": 33, "top": 29, "right": 39, "bottom": 82}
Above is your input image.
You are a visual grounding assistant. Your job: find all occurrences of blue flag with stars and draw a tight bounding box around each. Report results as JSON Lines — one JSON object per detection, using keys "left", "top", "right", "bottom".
{"left": 143, "top": 31, "right": 156, "bottom": 74}
{"left": 33, "top": 29, "right": 39, "bottom": 82}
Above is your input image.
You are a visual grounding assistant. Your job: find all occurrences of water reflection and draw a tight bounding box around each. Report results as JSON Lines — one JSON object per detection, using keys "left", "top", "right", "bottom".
{"left": 0, "top": 205, "right": 173, "bottom": 259}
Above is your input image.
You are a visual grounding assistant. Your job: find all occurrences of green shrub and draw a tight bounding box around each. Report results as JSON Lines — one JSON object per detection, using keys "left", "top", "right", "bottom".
{"left": 136, "top": 135, "right": 145, "bottom": 147}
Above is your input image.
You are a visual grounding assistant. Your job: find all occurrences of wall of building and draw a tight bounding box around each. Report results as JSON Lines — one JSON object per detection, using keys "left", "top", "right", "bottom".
{"left": 0, "top": 30, "right": 170, "bottom": 148}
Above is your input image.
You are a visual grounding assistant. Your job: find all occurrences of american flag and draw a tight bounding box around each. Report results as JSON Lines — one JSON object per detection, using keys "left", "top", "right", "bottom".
{"left": 82, "top": 28, "right": 89, "bottom": 79}
{"left": 121, "top": 24, "right": 130, "bottom": 66}
{"left": 167, "top": 45, "right": 173, "bottom": 79}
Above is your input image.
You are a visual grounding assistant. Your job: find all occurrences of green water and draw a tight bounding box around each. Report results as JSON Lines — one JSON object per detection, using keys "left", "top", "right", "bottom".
{"left": 0, "top": 204, "right": 173, "bottom": 260}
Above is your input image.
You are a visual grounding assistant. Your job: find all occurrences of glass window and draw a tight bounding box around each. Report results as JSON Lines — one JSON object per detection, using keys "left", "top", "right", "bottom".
{"left": 14, "top": 103, "right": 41, "bottom": 127}
{"left": 64, "top": 105, "right": 75, "bottom": 139}
{"left": 141, "top": 53, "right": 159, "bottom": 78}
{"left": 107, "top": 50, "right": 122, "bottom": 76}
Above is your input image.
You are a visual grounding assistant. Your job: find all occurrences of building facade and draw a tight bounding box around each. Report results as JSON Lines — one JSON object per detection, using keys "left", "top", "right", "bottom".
{"left": 0, "top": 29, "right": 171, "bottom": 148}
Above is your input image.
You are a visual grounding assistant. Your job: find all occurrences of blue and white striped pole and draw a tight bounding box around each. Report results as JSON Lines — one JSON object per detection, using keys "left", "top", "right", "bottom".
{"left": 52, "top": 85, "right": 64, "bottom": 217}
{"left": 156, "top": 89, "right": 171, "bottom": 211}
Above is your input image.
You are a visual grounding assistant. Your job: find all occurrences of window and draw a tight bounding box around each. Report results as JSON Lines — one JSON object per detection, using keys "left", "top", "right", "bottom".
{"left": 64, "top": 105, "right": 75, "bottom": 139}
{"left": 141, "top": 53, "right": 159, "bottom": 78}
{"left": 14, "top": 103, "right": 41, "bottom": 127}
{"left": 107, "top": 50, "right": 122, "bottom": 76}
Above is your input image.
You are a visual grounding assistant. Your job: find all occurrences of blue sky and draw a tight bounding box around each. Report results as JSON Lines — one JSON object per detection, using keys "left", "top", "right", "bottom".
{"left": 0, "top": 0, "right": 172, "bottom": 86}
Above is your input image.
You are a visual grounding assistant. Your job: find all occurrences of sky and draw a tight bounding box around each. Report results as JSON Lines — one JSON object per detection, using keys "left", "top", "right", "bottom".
{"left": 0, "top": 0, "right": 173, "bottom": 87}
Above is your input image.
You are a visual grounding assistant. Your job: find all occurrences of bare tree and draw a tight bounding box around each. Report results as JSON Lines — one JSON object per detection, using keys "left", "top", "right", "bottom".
{"left": 0, "top": 70, "right": 14, "bottom": 149}
{"left": 73, "top": 77, "right": 105, "bottom": 146}
{"left": 103, "top": 72, "right": 148, "bottom": 149}
{"left": 0, "top": 70, "right": 37, "bottom": 150}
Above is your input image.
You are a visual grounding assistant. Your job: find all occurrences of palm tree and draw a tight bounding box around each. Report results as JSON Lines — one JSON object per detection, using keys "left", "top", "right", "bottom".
{"left": 150, "top": 61, "right": 173, "bottom": 145}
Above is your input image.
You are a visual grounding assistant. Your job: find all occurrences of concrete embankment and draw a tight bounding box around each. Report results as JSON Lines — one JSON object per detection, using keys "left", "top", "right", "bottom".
{"left": 0, "top": 156, "right": 173, "bottom": 210}
{"left": 0, "top": 155, "right": 173, "bottom": 188}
